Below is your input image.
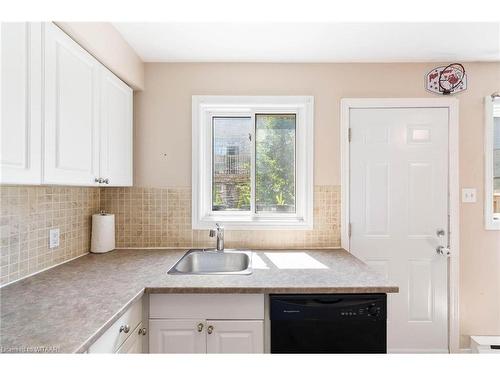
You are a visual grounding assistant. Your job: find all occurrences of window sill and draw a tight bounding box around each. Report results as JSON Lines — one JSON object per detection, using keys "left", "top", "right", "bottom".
{"left": 192, "top": 215, "right": 313, "bottom": 230}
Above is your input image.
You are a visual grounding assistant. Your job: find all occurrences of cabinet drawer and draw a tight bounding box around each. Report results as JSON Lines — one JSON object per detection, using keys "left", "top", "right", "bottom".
{"left": 116, "top": 323, "right": 143, "bottom": 353}
{"left": 88, "top": 299, "right": 142, "bottom": 353}
{"left": 150, "top": 294, "right": 264, "bottom": 320}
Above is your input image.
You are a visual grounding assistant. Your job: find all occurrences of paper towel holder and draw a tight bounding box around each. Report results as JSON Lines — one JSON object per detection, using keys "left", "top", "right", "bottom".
{"left": 91, "top": 211, "right": 115, "bottom": 253}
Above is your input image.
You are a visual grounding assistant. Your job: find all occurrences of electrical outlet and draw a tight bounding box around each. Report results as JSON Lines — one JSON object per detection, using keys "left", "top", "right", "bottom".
{"left": 461, "top": 188, "right": 477, "bottom": 203}
{"left": 49, "top": 228, "right": 60, "bottom": 249}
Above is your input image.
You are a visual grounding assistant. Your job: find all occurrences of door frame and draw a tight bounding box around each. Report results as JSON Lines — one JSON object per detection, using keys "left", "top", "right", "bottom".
{"left": 340, "top": 98, "right": 460, "bottom": 353}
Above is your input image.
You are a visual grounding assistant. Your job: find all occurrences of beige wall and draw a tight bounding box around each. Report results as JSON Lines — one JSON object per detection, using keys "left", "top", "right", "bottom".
{"left": 55, "top": 22, "right": 145, "bottom": 90}
{"left": 134, "top": 62, "right": 500, "bottom": 348}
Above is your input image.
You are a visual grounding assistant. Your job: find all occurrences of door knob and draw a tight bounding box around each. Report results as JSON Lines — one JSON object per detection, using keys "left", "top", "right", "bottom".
{"left": 436, "top": 246, "right": 451, "bottom": 256}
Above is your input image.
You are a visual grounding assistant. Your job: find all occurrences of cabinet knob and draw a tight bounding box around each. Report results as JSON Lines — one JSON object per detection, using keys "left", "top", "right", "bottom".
{"left": 94, "top": 177, "right": 103, "bottom": 183}
{"left": 197, "top": 323, "right": 204, "bottom": 332}
{"left": 207, "top": 325, "right": 214, "bottom": 334}
{"left": 104, "top": 178, "right": 110, "bottom": 184}
{"left": 138, "top": 327, "right": 147, "bottom": 336}
{"left": 119, "top": 324, "right": 130, "bottom": 333}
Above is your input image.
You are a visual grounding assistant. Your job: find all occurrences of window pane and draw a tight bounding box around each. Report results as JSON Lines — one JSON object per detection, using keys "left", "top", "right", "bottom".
{"left": 212, "top": 117, "right": 252, "bottom": 211}
{"left": 256, "top": 114, "right": 296, "bottom": 213}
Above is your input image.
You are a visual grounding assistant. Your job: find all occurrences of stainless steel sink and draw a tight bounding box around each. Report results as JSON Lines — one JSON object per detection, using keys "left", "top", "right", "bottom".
{"left": 167, "top": 249, "right": 253, "bottom": 275}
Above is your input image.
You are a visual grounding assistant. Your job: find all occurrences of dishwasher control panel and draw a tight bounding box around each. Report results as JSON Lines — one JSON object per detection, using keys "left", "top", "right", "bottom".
{"left": 270, "top": 294, "right": 387, "bottom": 321}
{"left": 339, "top": 303, "right": 382, "bottom": 318}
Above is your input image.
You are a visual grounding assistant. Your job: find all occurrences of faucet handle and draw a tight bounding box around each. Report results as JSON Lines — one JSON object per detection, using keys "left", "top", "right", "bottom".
{"left": 209, "top": 229, "right": 216, "bottom": 238}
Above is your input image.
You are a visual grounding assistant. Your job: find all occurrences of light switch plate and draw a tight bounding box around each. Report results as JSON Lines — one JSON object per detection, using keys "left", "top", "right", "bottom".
{"left": 462, "top": 188, "right": 477, "bottom": 203}
{"left": 49, "top": 228, "right": 60, "bottom": 249}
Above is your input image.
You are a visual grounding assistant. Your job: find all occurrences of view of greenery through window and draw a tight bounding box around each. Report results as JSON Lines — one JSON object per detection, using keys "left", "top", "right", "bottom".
{"left": 212, "top": 114, "right": 296, "bottom": 213}
{"left": 256, "top": 114, "right": 296, "bottom": 212}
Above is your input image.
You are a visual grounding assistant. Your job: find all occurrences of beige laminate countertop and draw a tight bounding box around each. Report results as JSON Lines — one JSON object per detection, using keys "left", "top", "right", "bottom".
{"left": 0, "top": 248, "right": 398, "bottom": 353}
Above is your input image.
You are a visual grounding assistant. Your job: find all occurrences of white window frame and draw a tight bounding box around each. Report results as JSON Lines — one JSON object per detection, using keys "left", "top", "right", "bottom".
{"left": 192, "top": 95, "right": 314, "bottom": 230}
{"left": 484, "top": 96, "right": 500, "bottom": 230}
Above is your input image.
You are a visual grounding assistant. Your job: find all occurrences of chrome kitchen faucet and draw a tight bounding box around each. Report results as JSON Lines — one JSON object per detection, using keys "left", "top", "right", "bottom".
{"left": 209, "top": 223, "right": 224, "bottom": 251}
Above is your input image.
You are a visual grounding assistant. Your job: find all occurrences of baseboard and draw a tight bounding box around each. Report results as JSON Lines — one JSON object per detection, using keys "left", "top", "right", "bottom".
{"left": 388, "top": 349, "right": 450, "bottom": 354}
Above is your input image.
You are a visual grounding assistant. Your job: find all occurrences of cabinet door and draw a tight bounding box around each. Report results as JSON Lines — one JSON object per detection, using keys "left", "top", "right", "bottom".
{"left": 116, "top": 324, "right": 143, "bottom": 354}
{"left": 1, "top": 22, "right": 42, "bottom": 184}
{"left": 99, "top": 66, "right": 133, "bottom": 186}
{"left": 43, "top": 22, "right": 100, "bottom": 186}
{"left": 149, "top": 320, "right": 206, "bottom": 353}
{"left": 206, "top": 320, "right": 264, "bottom": 353}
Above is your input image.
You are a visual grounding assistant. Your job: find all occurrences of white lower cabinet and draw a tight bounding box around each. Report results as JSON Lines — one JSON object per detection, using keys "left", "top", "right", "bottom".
{"left": 149, "top": 320, "right": 206, "bottom": 353}
{"left": 149, "top": 294, "right": 265, "bottom": 354}
{"left": 206, "top": 320, "right": 264, "bottom": 354}
{"left": 149, "top": 319, "right": 263, "bottom": 354}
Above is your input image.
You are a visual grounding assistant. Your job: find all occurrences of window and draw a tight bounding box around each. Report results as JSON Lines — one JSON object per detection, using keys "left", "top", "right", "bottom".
{"left": 192, "top": 96, "right": 314, "bottom": 229}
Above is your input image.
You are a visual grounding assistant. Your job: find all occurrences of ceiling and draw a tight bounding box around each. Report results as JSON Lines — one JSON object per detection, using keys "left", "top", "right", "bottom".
{"left": 112, "top": 22, "right": 500, "bottom": 63}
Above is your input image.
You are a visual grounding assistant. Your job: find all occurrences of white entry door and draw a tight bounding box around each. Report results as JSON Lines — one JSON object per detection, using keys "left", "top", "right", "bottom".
{"left": 349, "top": 107, "right": 449, "bottom": 353}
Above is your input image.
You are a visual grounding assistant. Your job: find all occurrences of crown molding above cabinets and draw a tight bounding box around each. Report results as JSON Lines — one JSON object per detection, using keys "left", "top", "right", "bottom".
{"left": 1, "top": 22, "right": 133, "bottom": 187}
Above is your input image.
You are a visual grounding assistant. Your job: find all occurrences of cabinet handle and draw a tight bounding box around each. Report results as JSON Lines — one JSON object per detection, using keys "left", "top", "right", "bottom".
{"left": 197, "top": 323, "right": 204, "bottom": 332}
{"left": 138, "top": 327, "right": 147, "bottom": 336}
{"left": 119, "top": 324, "right": 130, "bottom": 333}
{"left": 207, "top": 325, "right": 214, "bottom": 334}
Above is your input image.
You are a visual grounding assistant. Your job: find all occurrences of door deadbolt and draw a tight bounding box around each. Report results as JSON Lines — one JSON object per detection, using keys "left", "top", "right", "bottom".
{"left": 436, "top": 229, "right": 446, "bottom": 238}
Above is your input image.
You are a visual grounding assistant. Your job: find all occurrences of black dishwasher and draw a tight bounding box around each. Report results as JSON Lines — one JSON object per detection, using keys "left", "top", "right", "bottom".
{"left": 270, "top": 294, "right": 387, "bottom": 353}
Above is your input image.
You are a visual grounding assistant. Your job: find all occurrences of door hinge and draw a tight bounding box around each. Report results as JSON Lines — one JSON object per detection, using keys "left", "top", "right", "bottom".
{"left": 348, "top": 128, "right": 352, "bottom": 142}
{"left": 348, "top": 223, "right": 352, "bottom": 237}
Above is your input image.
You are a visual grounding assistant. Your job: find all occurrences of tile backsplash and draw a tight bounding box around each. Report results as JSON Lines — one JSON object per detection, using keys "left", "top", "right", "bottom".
{"left": 100, "top": 185, "right": 341, "bottom": 250}
{"left": 1, "top": 185, "right": 340, "bottom": 286}
{"left": 0, "top": 186, "right": 100, "bottom": 286}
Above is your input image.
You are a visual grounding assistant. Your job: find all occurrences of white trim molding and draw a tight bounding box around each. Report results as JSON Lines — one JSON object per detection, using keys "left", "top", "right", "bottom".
{"left": 340, "top": 98, "right": 460, "bottom": 353}
{"left": 192, "top": 95, "right": 314, "bottom": 230}
{"left": 484, "top": 96, "right": 500, "bottom": 230}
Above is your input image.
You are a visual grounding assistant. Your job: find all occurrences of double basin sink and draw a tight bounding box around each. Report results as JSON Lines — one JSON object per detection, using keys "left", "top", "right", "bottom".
{"left": 167, "top": 249, "right": 253, "bottom": 275}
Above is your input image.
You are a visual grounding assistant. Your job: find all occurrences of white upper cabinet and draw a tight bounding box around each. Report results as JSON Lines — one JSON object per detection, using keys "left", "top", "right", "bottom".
{"left": 43, "top": 22, "right": 101, "bottom": 186}
{"left": 1, "top": 22, "right": 133, "bottom": 187}
{"left": 99, "top": 66, "right": 133, "bottom": 186}
{"left": 0, "top": 23, "right": 42, "bottom": 184}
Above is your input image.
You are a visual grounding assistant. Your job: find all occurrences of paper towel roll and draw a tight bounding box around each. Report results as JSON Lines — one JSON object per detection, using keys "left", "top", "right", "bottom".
{"left": 91, "top": 212, "right": 115, "bottom": 253}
